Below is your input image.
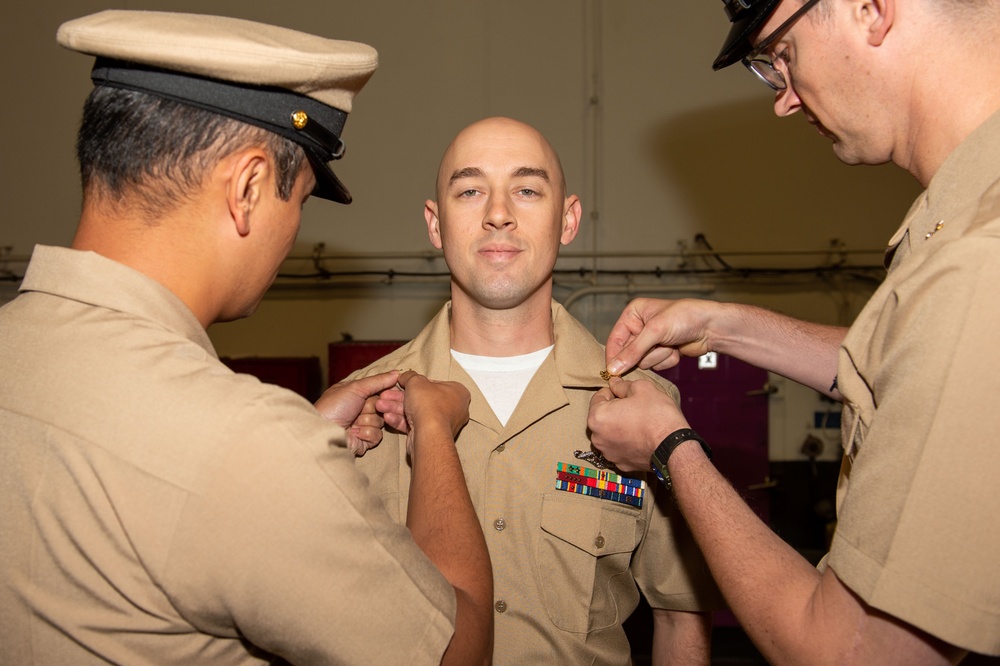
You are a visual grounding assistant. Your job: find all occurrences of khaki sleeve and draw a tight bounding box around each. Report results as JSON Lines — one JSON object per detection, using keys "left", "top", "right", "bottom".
{"left": 162, "top": 390, "right": 456, "bottom": 664}
{"left": 830, "top": 234, "right": 1000, "bottom": 655}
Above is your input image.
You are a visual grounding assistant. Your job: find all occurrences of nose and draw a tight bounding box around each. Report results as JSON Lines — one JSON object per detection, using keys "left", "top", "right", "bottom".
{"left": 774, "top": 83, "right": 801, "bottom": 117}
{"left": 484, "top": 194, "right": 516, "bottom": 231}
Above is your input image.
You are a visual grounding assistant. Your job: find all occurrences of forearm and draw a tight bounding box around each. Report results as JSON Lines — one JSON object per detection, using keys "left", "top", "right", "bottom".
{"left": 651, "top": 608, "right": 711, "bottom": 666}
{"left": 665, "top": 442, "right": 962, "bottom": 665}
{"left": 590, "top": 377, "right": 963, "bottom": 664}
{"left": 711, "top": 303, "right": 845, "bottom": 398}
{"left": 666, "top": 441, "right": 821, "bottom": 663}
{"left": 407, "top": 420, "right": 493, "bottom": 666}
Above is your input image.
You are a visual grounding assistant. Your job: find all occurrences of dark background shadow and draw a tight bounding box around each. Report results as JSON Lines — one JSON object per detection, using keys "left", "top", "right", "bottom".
{"left": 646, "top": 98, "right": 921, "bottom": 260}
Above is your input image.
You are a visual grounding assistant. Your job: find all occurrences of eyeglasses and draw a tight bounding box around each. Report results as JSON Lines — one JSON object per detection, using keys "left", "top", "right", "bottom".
{"left": 743, "top": 0, "right": 822, "bottom": 91}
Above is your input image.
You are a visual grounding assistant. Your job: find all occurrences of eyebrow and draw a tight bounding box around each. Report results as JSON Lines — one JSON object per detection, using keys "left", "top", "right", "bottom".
{"left": 448, "top": 165, "right": 550, "bottom": 184}
{"left": 448, "top": 166, "right": 482, "bottom": 184}
{"left": 512, "top": 166, "right": 550, "bottom": 181}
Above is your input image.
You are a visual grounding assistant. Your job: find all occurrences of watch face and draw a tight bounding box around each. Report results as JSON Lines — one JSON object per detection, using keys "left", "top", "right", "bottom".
{"left": 651, "top": 442, "right": 672, "bottom": 487}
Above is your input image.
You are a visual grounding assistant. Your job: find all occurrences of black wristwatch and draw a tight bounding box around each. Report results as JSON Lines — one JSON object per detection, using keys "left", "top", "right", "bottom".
{"left": 650, "top": 428, "right": 712, "bottom": 491}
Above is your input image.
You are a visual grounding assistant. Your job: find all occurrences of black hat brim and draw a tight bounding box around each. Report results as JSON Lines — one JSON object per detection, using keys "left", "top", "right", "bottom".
{"left": 90, "top": 58, "right": 355, "bottom": 204}
{"left": 307, "top": 151, "right": 352, "bottom": 204}
{"left": 713, "top": 0, "right": 781, "bottom": 70}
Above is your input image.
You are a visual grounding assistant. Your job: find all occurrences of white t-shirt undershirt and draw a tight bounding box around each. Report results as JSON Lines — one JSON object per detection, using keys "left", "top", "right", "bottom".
{"left": 450, "top": 346, "right": 553, "bottom": 426}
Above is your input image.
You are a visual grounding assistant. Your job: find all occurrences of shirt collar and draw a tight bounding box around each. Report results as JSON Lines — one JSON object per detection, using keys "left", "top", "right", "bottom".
{"left": 400, "top": 299, "right": 616, "bottom": 391}
{"left": 550, "top": 301, "right": 612, "bottom": 390}
{"left": 885, "top": 107, "right": 1000, "bottom": 266}
{"left": 20, "top": 245, "right": 216, "bottom": 357}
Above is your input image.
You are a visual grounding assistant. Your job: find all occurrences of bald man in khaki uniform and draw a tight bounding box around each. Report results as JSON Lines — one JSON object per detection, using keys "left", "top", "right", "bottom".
{"left": 346, "top": 117, "right": 720, "bottom": 665}
{"left": 588, "top": 0, "right": 1000, "bottom": 663}
{"left": 0, "top": 11, "right": 492, "bottom": 665}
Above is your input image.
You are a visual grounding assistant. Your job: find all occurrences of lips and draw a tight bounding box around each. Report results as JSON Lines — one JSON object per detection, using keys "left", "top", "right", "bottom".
{"left": 804, "top": 111, "right": 834, "bottom": 140}
{"left": 479, "top": 243, "right": 523, "bottom": 261}
{"left": 807, "top": 120, "right": 829, "bottom": 140}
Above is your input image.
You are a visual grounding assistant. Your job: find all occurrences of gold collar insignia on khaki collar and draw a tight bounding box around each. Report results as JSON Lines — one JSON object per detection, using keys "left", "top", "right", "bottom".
{"left": 925, "top": 220, "right": 945, "bottom": 239}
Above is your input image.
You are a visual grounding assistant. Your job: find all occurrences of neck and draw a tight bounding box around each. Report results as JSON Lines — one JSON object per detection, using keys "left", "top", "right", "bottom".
{"left": 449, "top": 287, "right": 555, "bottom": 356}
{"left": 897, "top": 19, "right": 1000, "bottom": 186}
{"left": 903, "top": 87, "right": 1000, "bottom": 188}
{"left": 72, "top": 195, "right": 222, "bottom": 328}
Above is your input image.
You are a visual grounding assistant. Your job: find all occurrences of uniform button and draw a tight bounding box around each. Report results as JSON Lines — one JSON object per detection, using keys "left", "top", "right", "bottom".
{"left": 496, "top": 443, "right": 506, "bottom": 452}
{"left": 493, "top": 518, "right": 506, "bottom": 531}
{"left": 595, "top": 535, "right": 605, "bottom": 549}
{"left": 495, "top": 599, "right": 507, "bottom": 613}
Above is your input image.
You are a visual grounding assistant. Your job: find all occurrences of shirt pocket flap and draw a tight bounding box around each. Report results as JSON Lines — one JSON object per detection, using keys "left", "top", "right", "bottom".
{"left": 540, "top": 493, "right": 639, "bottom": 557}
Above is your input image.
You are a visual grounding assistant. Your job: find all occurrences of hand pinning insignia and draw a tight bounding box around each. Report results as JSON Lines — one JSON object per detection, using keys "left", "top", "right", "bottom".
{"left": 573, "top": 449, "right": 614, "bottom": 469}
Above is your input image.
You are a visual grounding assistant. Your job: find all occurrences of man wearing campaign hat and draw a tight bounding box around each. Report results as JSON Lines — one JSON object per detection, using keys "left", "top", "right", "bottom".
{"left": 588, "top": 0, "right": 1000, "bottom": 663}
{"left": 0, "top": 10, "right": 491, "bottom": 665}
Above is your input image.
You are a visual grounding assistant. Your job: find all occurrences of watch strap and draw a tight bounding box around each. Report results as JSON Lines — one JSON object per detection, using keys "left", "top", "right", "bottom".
{"left": 650, "top": 428, "right": 712, "bottom": 490}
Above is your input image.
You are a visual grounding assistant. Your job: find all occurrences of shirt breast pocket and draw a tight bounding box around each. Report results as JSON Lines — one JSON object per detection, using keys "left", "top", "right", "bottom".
{"left": 537, "top": 492, "right": 645, "bottom": 633}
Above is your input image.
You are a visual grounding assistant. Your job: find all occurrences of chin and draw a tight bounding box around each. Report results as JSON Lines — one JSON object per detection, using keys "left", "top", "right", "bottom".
{"left": 831, "top": 136, "right": 893, "bottom": 167}
{"left": 830, "top": 140, "right": 867, "bottom": 165}
{"left": 218, "top": 301, "right": 261, "bottom": 323}
{"left": 485, "top": 283, "right": 547, "bottom": 310}
{"left": 477, "top": 295, "right": 525, "bottom": 311}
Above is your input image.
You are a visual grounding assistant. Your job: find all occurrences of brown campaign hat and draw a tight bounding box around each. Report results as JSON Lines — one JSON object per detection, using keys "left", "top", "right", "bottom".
{"left": 57, "top": 10, "right": 379, "bottom": 204}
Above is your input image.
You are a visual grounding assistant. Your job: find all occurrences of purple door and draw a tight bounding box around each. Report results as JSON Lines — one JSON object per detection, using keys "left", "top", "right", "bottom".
{"left": 657, "top": 353, "right": 770, "bottom": 628}
{"left": 656, "top": 352, "right": 771, "bottom": 523}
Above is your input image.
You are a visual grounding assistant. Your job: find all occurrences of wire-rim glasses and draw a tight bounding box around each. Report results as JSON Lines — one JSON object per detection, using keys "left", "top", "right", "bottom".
{"left": 742, "top": 0, "right": 822, "bottom": 91}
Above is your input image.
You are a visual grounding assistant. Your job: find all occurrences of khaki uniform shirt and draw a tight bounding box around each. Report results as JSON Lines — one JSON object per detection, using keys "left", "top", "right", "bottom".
{"left": 829, "top": 110, "right": 1000, "bottom": 656}
{"left": 0, "top": 246, "right": 456, "bottom": 665}
{"left": 351, "top": 302, "right": 719, "bottom": 665}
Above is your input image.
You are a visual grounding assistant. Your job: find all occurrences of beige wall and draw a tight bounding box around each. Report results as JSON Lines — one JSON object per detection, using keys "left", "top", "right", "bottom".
{"left": 0, "top": 1, "right": 922, "bottom": 460}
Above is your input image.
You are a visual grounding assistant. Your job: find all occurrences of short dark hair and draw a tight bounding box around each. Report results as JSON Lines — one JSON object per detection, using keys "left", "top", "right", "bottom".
{"left": 77, "top": 86, "right": 307, "bottom": 217}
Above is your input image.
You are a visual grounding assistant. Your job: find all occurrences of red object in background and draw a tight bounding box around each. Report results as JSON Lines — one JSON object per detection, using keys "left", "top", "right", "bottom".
{"left": 328, "top": 340, "right": 405, "bottom": 384}
{"left": 220, "top": 356, "right": 323, "bottom": 403}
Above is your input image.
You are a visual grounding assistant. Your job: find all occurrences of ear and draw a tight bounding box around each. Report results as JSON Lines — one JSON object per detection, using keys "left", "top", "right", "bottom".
{"left": 559, "top": 194, "right": 582, "bottom": 246}
{"left": 424, "top": 199, "right": 443, "bottom": 249}
{"left": 860, "top": 0, "right": 893, "bottom": 46}
{"left": 226, "top": 149, "right": 269, "bottom": 237}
